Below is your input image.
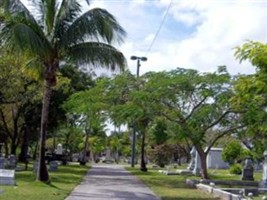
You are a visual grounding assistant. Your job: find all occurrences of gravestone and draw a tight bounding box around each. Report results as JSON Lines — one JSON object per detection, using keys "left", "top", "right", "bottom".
{"left": 0, "top": 169, "right": 15, "bottom": 185}
{"left": 0, "top": 157, "right": 5, "bottom": 169}
{"left": 7, "top": 155, "right": 16, "bottom": 169}
{"left": 260, "top": 150, "right": 267, "bottom": 188}
{"left": 206, "top": 147, "right": 229, "bottom": 169}
{"left": 242, "top": 157, "right": 254, "bottom": 181}
{"left": 49, "top": 161, "right": 58, "bottom": 171}
{"left": 56, "top": 144, "right": 63, "bottom": 155}
{"left": 187, "top": 147, "right": 196, "bottom": 171}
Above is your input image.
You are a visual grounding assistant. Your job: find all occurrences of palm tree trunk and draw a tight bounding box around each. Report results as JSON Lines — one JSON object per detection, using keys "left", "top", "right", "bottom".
{"left": 37, "top": 80, "right": 52, "bottom": 182}
{"left": 140, "top": 130, "right": 147, "bottom": 172}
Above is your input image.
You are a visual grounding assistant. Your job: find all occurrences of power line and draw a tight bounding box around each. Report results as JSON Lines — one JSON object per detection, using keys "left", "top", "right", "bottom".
{"left": 145, "top": 0, "right": 173, "bottom": 57}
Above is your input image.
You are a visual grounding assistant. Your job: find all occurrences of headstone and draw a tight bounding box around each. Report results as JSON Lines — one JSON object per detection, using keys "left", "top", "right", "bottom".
{"left": 187, "top": 147, "right": 196, "bottom": 171}
{"left": 260, "top": 150, "right": 267, "bottom": 188}
{"left": 49, "top": 161, "right": 58, "bottom": 171}
{"left": 242, "top": 157, "right": 254, "bottom": 181}
{"left": 0, "top": 169, "right": 15, "bottom": 185}
{"left": 0, "top": 157, "right": 5, "bottom": 169}
{"left": 56, "top": 144, "right": 63, "bottom": 155}
{"left": 7, "top": 155, "right": 16, "bottom": 169}
{"left": 206, "top": 147, "right": 229, "bottom": 169}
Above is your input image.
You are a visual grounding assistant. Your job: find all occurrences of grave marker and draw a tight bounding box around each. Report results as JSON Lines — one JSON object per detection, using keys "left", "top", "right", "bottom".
{"left": 0, "top": 157, "right": 4, "bottom": 169}
{"left": 0, "top": 169, "right": 15, "bottom": 185}
{"left": 49, "top": 161, "right": 58, "bottom": 171}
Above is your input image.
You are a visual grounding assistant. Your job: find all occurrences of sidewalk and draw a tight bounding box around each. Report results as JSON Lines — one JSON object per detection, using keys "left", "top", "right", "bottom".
{"left": 65, "top": 164, "right": 160, "bottom": 200}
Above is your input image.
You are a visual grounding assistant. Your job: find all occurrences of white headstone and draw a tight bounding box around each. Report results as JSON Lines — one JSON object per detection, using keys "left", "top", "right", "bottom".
{"left": 262, "top": 151, "right": 267, "bottom": 184}
{"left": 56, "top": 144, "right": 63, "bottom": 155}
{"left": 187, "top": 147, "right": 196, "bottom": 171}
{"left": 0, "top": 169, "right": 15, "bottom": 185}
{"left": 206, "top": 148, "right": 229, "bottom": 169}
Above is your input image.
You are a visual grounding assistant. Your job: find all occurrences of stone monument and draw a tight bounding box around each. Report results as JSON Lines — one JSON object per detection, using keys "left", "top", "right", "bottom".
{"left": 0, "top": 157, "right": 4, "bottom": 169}
{"left": 56, "top": 144, "right": 63, "bottom": 155}
{"left": 260, "top": 150, "right": 267, "bottom": 188}
{"left": 49, "top": 161, "right": 58, "bottom": 171}
{"left": 242, "top": 157, "right": 254, "bottom": 181}
{"left": 187, "top": 147, "right": 196, "bottom": 171}
{"left": 7, "top": 155, "right": 16, "bottom": 169}
{"left": 206, "top": 147, "right": 229, "bottom": 169}
{"left": 0, "top": 169, "right": 15, "bottom": 185}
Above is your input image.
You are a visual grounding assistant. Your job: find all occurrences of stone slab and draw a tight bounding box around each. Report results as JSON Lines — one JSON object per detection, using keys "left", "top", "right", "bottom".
{"left": 0, "top": 169, "right": 15, "bottom": 185}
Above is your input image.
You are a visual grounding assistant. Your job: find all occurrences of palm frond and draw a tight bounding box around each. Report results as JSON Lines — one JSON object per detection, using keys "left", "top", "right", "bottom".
{"left": 60, "top": 8, "right": 126, "bottom": 48}
{"left": 0, "top": 15, "right": 51, "bottom": 59}
{"left": 67, "top": 42, "right": 127, "bottom": 71}
{"left": 53, "top": 0, "right": 81, "bottom": 42}
{"left": 0, "top": 0, "right": 51, "bottom": 57}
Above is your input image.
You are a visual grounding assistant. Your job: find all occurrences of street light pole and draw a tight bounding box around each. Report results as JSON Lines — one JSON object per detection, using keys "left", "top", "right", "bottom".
{"left": 130, "top": 56, "right": 147, "bottom": 168}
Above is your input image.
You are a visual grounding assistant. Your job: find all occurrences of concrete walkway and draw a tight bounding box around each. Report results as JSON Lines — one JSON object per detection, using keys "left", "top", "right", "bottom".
{"left": 65, "top": 164, "right": 160, "bottom": 200}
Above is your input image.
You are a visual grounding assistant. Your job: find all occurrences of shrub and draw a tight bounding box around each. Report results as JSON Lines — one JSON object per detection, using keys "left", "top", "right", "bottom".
{"left": 229, "top": 163, "right": 242, "bottom": 175}
{"left": 222, "top": 140, "right": 243, "bottom": 165}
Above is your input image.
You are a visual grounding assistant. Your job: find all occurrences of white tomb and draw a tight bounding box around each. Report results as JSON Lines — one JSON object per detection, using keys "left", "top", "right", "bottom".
{"left": 206, "top": 147, "right": 229, "bottom": 169}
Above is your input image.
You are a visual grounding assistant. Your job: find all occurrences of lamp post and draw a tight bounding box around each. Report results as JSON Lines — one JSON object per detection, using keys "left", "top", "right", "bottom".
{"left": 130, "top": 56, "right": 147, "bottom": 168}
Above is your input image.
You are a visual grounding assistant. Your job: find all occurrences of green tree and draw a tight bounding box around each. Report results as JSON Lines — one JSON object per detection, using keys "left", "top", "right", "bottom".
{"left": 233, "top": 41, "right": 267, "bottom": 159}
{"left": 147, "top": 118, "right": 171, "bottom": 167}
{"left": 221, "top": 140, "right": 244, "bottom": 165}
{"left": 0, "top": 50, "right": 42, "bottom": 157}
{"left": 0, "top": 0, "right": 126, "bottom": 182}
{"left": 63, "top": 79, "right": 108, "bottom": 165}
{"left": 107, "top": 72, "right": 153, "bottom": 171}
{"left": 143, "top": 67, "right": 243, "bottom": 179}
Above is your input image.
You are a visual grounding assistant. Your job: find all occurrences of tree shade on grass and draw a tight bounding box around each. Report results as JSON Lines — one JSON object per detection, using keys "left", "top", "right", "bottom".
{"left": 0, "top": 163, "right": 89, "bottom": 200}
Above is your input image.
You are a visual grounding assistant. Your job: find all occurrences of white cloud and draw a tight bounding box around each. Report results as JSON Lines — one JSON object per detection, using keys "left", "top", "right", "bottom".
{"left": 88, "top": 1, "right": 267, "bottom": 75}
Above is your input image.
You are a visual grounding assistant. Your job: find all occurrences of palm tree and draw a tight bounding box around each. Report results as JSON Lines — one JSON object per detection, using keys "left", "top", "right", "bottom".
{"left": 0, "top": 0, "right": 126, "bottom": 182}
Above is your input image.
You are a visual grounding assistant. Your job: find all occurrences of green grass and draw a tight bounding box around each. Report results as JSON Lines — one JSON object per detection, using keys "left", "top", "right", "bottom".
{"left": 0, "top": 163, "right": 89, "bottom": 200}
{"left": 126, "top": 166, "right": 265, "bottom": 200}
{"left": 126, "top": 167, "right": 220, "bottom": 200}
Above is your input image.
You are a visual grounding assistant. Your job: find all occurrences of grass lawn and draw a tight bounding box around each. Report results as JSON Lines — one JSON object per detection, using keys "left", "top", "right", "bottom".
{"left": 126, "top": 166, "right": 220, "bottom": 200}
{"left": 126, "top": 166, "right": 263, "bottom": 200}
{"left": 0, "top": 163, "right": 89, "bottom": 200}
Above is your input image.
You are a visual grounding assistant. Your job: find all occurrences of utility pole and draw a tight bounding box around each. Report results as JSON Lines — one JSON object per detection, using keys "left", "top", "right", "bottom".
{"left": 130, "top": 56, "right": 147, "bottom": 167}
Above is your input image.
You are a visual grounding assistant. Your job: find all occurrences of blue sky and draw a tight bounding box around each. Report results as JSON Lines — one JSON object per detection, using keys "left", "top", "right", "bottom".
{"left": 90, "top": 0, "right": 267, "bottom": 76}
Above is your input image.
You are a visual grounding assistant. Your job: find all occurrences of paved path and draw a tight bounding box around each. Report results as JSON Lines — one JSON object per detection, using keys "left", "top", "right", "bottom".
{"left": 65, "top": 164, "right": 160, "bottom": 200}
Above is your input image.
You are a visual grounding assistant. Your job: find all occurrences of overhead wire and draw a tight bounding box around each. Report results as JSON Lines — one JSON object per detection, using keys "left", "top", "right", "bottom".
{"left": 145, "top": 0, "right": 173, "bottom": 57}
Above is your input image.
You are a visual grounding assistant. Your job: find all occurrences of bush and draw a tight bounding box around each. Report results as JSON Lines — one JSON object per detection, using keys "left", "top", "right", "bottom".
{"left": 222, "top": 140, "right": 243, "bottom": 165}
{"left": 229, "top": 164, "right": 242, "bottom": 175}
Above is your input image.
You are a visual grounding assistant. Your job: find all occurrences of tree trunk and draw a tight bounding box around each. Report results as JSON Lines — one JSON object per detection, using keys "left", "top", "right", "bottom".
{"left": 140, "top": 130, "right": 147, "bottom": 172}
{"left": 80, "top": 129, "right": 89, "bottom": 165}
{"left": 19, "top": 126, "right": 29, "bottom": 163}
{"left": 37, "top": 80, "right": 52, "bottom": 182}
{"left": 195, "top": 144, "right": 208, "bottom": 179}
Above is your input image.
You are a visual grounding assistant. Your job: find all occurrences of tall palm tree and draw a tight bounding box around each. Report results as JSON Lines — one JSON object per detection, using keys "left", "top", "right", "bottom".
{"left": 0, "top": 0, "right": 126, "bottom": 182}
